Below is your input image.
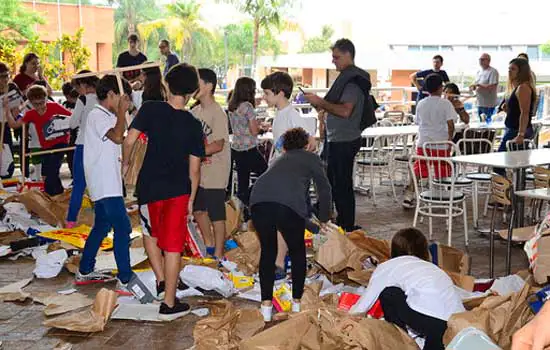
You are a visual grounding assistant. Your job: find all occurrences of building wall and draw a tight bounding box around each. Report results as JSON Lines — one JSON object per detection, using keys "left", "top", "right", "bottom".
{"left": 390, "top": 70, "right": 416, "bottom": 102}
{"left": 21, "top": 1, "right": 114, "bottom": 71}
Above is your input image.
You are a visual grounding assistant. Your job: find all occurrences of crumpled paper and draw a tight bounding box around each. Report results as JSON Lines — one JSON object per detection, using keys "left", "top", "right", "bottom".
{"left": 443, "top": 284, "right": 534, "bottom": 349}
{"left": 43, "top": 288, "right": 117, "bottom": 333}
{"left": 33, "top": 249, "right": 68, "bottom": 278}
{"left": 193, "top": 300, "right": 264, "bottom": 350}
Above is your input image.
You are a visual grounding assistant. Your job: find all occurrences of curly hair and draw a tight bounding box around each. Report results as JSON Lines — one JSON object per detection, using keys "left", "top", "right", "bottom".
{"left": 282, "top": 127, "right": 309, "bottom": 151}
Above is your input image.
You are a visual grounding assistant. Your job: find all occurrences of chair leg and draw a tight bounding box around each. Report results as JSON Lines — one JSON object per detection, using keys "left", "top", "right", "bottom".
{"left": 413, "top": 202, "right": 419, "bottom": 227}
{"left": 370, "top": 165, "right": 377, "bottom": 206}
{"left": 489, "top": 206, "right": 496, "bottom": 279}
{"left": 428, "top": 203, "right": 433, "bottom": 240}
{"left": 388, "top": 166, "right": 397, "bottom": 203}
{"left": 447, "top": 204, "right": 453, "bottom": 247}
{"left": 472, "top": 182, "right": 478, "bottom": 228}
{"left": 463, "top": 201, "right": 469, "bottom": 247}
{"left": 483, "top": 191, "right": 490, "bottom": 217}
{"left": 506, "top": 209, "right": 515, "bottom": 275}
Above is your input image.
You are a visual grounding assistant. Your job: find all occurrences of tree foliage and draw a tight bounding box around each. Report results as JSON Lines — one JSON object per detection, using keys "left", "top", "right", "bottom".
{"left": 0, "top": 0, "right": 45, "bottom": 40}
{"left": 542, "top": 42, "right": 550, "bottom": 56}
{"left": 219, "top": 0, "right": 294, "bottom": 77}
{"left": 301, "top": 25, "right": 334, "bottom": 53}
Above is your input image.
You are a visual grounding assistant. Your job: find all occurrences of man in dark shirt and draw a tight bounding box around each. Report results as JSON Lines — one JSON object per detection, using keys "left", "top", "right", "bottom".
{"left": 410, "top": 55, "right": 450, "bottom": 103}
{"left": 158, "top": 39, "right": 180, "bottom": 76}
{"left": 116, "top": 34, "right": 148, "bottom": 82}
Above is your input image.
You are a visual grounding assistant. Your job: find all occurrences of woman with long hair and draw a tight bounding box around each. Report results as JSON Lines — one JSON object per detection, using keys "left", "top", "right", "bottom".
{"left": 13, "top": 53, "right": 52, "bottom": 95}
{"left": 228, "top": 77, "right": 267, "bottom": 221}
{"left": 494, "top": 58, "right": 537, "bottom": 175}
{"left": 132, "top": 65, "right": 166, "bottom": 111}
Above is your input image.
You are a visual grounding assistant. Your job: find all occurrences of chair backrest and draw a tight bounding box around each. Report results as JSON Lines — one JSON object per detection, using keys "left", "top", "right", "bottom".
{"left": 384, "top": 111, "right": 406, "bottom": 124}
{"left": 456, "top": 138, "right": 494, "bottom": 156}
{"left": 393, "top": 133, "right": 416, "bottom": 157}
{"left": 376, "top": 119, "right": 394, "bottom": 127}
{"left": 302, "top": 117, "right": 318, "bottom": 136}
{"left": 533, "top": 166, "right": 550, "bottom": 189}
{"left": 506, "top": 139, "right": 537, "bottom": 152}
{"left": 421, "top": 141, "right": 458, "bottom": 157}
{"left": 490, "top": 175, "right": 512, "bottom": 206}
{"left": 366, "top": 134, "right": 396, "bottom": 163}
{"left": 409, "top": 154, "right": 458, "bottom": 201}
{"left": 463, "top": 128, "right": 497, "bottom": 150}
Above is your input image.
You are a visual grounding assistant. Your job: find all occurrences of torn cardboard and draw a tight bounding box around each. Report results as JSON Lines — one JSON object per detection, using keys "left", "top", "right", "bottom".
{"left": 43, "top": 288, "right": 117, "bottom": 333}
{"left": 32, "top": 292, "right": 93, "bottom": 316}
{"left": 193, "top": 300, "right": 264, "bottom": 350}
{"left": 0, "top": 278, "right": 32, "bottom": 301}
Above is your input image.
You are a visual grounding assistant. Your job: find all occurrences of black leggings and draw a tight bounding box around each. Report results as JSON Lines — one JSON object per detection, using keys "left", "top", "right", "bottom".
{"left": 379, "top": 287, "right": 447, "bottom": 350}
{"left": 251, "top": 202, "right": 306, "bottom": 301}
{"left": 232, "top": 147, "right": 267, "bottom": 220}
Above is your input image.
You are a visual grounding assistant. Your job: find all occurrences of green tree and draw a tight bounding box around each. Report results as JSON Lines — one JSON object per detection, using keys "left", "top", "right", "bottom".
{"left": 301, "top": 25, "right": 334, "bottom": 53}
{"left": 57, "top": 28, "right": 92, "bottom": 73}
{"left": 542, "top": 42, "right": 550, "bottom": 56}
{"left": 220, "top": 0, "right": 294, "bottom": 77}
{"left": 139, "top": 0, "right": 213, "bottom": 62}
{"left": 0, "top": 0, "right": 45, "bottom": 39}
{"left": 108, "top": 0, "right": 162, "bottom": 62}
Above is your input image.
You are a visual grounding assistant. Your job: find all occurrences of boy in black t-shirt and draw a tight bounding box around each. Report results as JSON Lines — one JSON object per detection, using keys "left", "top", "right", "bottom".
{"left": 123, "top": 63, "right": 205, "bottom": 321}
{"left": 116, "top": 34, "right": 148, "bottom": 82}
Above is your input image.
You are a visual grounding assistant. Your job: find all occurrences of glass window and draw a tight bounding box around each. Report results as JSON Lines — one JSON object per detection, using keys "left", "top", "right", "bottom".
{"left": 441, "top": 46, "right": 453, "bottom": 51}
{"left": 527, "top": 46, "right": 539, "bottom": 60}
{"left": 408, "top": 45, "right": 421, "bottom": 51}
{"left": 481, "top": 46, "right": 498, "bottom": 51}
{"left": 499, "top": 46, "right": 512, "bottom": 52}
{"left": 422, "top": 45, "right": 438, "bottom": 51}
{"left": 468, "top": 45, "right": 480, "bottom": 51}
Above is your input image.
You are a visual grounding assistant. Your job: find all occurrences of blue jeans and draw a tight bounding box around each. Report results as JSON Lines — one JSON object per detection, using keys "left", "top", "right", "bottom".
{"left": 79, "top": 196, "right": 132, "bottom": 283}
{"left": 478, "top": 107, "right": 496, "bottom": 122}
{"left": 42, "top": 143, "right": 68, "bottom": 196}
{"left": 494, "top": 127, "right": 534, "bottom": 175}
{"left": 67, "top": 145, "right": 86, "bottom": 222}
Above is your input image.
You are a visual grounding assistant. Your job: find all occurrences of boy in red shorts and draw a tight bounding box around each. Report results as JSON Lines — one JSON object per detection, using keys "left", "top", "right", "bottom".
{"left": 403, "top": 74, "right": 456, "bottom": 209}
{"left": 123, "top": 63, "right": 204, "bottom": 320}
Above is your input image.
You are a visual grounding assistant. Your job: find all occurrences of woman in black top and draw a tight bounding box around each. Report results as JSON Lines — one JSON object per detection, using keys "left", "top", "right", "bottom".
{"left": 494, "top": 58, "right": 536, "bottom": 174}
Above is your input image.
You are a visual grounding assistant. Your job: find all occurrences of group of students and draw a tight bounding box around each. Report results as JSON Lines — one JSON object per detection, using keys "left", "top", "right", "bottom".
{"left": 402, "top": 54, "right": 538, "bottom": 207}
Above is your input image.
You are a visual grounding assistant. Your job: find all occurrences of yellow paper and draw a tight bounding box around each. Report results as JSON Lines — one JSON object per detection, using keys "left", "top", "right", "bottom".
{"left": 273, "top": 284, "right": 292, "bottom": 312}
{"left": 37, "top": 225, "right": 113, "bottom": 250}
{"left": 229, "top": 273, "right": 254, "bottom": 289}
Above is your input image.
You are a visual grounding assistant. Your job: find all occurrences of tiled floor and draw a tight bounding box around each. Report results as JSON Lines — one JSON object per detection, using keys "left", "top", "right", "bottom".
{"left": 0, "top": 179, "right": 532, "bottom": 349}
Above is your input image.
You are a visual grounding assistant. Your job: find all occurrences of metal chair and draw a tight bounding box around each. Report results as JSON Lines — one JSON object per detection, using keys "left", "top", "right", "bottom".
{"left": 384, "top": 111, "right": 407, "bottom": 125}
{"left": 456, "top": 136, "right": 495, "bottom": 227}
{"left": 409, "top": 154, "right": 468, "bottom": 246}
{"left": 375, "top": 119, "right": 394, "bottom": 127}
{"left": 392, "top": 133, "right": 416, "bottom": 185}
{"left": 528, "top": 166, "right": 550, "bottom": 222}
{"left": 356, "top": 134, "right": 398, "bottom": 205}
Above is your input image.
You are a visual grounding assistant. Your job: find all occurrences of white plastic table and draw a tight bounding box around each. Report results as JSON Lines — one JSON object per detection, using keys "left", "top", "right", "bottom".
{"left": 452, "top": 149, "right": 550, "bottom": 274}
{"left": 515, "top": 188, "right": 550, "bottom": 201}
{"left": 361, "top": 125, "right": 418, "bottom": 138}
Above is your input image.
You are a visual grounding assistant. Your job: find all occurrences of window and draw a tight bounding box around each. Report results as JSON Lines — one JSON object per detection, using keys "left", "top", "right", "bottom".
{"left": 527, "top": 46, "right": 540, "bottom": 60}
{"left": 500, "top": 46, "right": 512, "bottom": 52}
{"left": 408, "top": 45, "right": 421, "bottom": 51}
{"left": 423, "top": 45, "right": 438, "bottom": 51}
{"left": 468, "top": 45, "right": 480, "bottom": 51}
{"left": 541, "top": 45, "right": 550, "bottom": 61}
{"left": 481, "top": 45, "right": 498, "bottom": 52}
{"left": 441, "top": 46, "right": 453, "bottom": 51}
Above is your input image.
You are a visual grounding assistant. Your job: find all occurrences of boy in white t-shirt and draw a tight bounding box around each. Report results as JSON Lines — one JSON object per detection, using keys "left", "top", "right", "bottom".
{"left": 77, "top": 75, "right": 134, "bottom": 287}
{"left": 403, "top": 74, "right": 456, "bottom": 208}
{"left": 261, "top": 72, "right": 316, "bottom": 162}
{"left": 261, "top": 71, "right": 317, "bottom": 277}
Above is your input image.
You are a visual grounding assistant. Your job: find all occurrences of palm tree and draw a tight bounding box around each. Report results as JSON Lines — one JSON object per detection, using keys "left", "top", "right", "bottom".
{"left": 220, "top": 0, "right": 294, "bottom": 78}
{"left": 139, "top": 0, "right": 213, "bottom": 62}
{"left": 109, "top": 0, "right": 161, "bottom": 59}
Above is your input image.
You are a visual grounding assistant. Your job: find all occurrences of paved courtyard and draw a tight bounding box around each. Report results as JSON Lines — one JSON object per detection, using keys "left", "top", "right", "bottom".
{"left": 0, "top": 178, "right": 531, "bottom": 349}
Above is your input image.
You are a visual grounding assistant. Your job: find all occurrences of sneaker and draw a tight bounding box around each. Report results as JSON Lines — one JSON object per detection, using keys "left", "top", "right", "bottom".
{"left": 158, "top": 299, "right": 191, "bottom": 321}
{"left": 157, "top": 278, "right": 191, "bottom": 300}
{"left": 274, "top": 266, "right": 287, "bottom": 281}
{"left": 292, "top": 301, "right": 301, "bottom": 313}
{"left": 75, "top": 270, "right": 115, "bottom": 285}
{"left": 260, "top": 304, "right": 272, "bottom": 322}
{"left": 402, "top": 191, "right": 415, "bottom": 209}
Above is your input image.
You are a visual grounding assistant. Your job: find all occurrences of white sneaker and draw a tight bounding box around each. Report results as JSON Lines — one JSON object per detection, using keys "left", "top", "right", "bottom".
{"left": 260, "top": 304, "right": 272, "bottom": 322}
{"left": 292, "top": 301, "right": 301, "bottom": 313}
{"left": 402, "top": 191, "right": 416, "bottom": 209}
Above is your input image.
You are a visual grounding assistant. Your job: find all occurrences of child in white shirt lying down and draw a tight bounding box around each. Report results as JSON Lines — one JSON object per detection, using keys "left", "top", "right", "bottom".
{"left": 350, "top": 227, "right": 465, "bottom": 350}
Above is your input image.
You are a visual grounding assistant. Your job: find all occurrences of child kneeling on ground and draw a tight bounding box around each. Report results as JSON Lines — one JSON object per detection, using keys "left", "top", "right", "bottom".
{"left": 250, "top": 127, "right": 331, "bottom": 322}
{"left": 349, "top": 228, "right": 465, "bottom": 350}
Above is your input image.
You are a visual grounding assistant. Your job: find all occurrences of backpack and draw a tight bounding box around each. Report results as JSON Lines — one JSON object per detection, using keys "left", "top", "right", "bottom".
{"left": 360, "top": 94, "right": 378, "bottom": 131}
